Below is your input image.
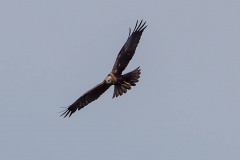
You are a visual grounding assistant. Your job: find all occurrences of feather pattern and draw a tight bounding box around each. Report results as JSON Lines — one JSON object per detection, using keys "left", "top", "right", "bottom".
{"left": 112, "top": 20, "right": 147, "bottom": 75}
{"left": 60, "top": 82, "right": 110, "bottom": 117}
{"left": 112, "top": 67, "right": 141, "bottom": 98}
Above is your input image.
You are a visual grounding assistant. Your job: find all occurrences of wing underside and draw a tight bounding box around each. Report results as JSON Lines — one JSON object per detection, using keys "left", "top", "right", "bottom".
{"left": 112, "top": 20, "right": 147, "bottom": 75}
{"left": 60, "top": 81, "right": 111, "bottom": 117}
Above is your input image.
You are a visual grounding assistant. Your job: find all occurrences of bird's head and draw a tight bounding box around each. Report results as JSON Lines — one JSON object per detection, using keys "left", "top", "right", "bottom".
{"left": 104, "top": 74, "right": 114, "bottom": 84}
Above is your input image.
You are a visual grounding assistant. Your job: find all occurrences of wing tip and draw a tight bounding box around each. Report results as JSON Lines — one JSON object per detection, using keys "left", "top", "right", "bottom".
{"left": 59, "top": 107, "right": 73, "bottom": 118}
{"left": 130, "top": 19, "right": 147, "bottom": 35}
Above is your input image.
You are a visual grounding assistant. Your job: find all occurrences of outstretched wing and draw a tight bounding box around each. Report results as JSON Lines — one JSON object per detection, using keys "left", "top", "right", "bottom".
{"left": 112, "top": 20, "right": 147, "bottom": 75}
{"left": 60, "top": 81, "right": 111, "bottom": 118}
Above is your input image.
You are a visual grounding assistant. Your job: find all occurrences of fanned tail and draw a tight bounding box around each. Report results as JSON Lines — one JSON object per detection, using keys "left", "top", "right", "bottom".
{"left": 112, "top": 67, "right": 141, "bottom": 98}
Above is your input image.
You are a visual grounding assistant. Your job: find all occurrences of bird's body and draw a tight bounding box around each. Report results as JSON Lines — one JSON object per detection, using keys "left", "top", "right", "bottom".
{"left": 61, "top": 20, "right": 147, "bottom": 117}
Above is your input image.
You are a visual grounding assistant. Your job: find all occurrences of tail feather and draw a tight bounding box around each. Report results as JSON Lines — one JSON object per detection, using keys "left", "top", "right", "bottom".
{"left": 112, "top": 67, "right": 141, "bottom": 98}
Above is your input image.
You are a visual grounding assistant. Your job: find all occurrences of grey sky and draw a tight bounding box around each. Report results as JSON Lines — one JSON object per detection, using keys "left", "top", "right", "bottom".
{"left": 1, "top": 0, "right": 240, "bottom": 160}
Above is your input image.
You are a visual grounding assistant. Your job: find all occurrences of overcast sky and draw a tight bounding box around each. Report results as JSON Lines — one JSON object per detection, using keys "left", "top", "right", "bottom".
{"left": 1, "top": 0, "right": 240, "bottom": 160}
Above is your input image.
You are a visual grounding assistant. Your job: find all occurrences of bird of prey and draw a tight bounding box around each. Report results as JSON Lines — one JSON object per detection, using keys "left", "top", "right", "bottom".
{"left": 60, "top": 20, "right": 147, "bottom": 117}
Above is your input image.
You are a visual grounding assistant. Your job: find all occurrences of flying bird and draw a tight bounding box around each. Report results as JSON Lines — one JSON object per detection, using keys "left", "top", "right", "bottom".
{"left": 60, "top": 20, "right": 147, "bottom": 117}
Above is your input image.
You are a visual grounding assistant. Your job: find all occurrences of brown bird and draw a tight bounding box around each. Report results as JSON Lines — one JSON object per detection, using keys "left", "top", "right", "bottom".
{"left": 60, "top": 20, "right": 147, "bottom": 117}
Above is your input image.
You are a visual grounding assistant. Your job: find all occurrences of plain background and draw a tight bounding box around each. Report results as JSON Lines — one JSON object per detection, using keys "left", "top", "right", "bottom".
{"left": 1, "top": 0, "right": 240, "bottom": 160}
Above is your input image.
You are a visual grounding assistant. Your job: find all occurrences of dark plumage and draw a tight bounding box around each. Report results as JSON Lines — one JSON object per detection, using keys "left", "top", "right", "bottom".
{"left": 60, "top": 20, "right": 147, "bottom": 117}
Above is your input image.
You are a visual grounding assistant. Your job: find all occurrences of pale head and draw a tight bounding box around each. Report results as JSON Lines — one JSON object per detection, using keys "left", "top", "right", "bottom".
{"left": 104, "top": 74, "right": 114, "bottom": 84}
